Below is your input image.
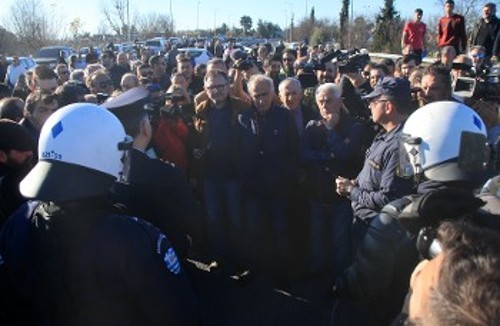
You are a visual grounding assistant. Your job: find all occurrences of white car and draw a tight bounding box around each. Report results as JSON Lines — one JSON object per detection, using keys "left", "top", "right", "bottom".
{"left": 177, "top": 48, "right": 213, "bottom": 65}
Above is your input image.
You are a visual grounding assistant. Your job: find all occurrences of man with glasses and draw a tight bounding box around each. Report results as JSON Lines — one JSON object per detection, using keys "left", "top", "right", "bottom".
{"left": 194, "top": 69, "right": 250, "bottom": 271}
{"left": 469, "top": 45, "right": 489, "bottom": 77}
{"left": 32, "top": 65, "right": 59, "bottom": 93}
{"left": 402, "top": 9, "right": 427, "bottom": 65}
{"left": 86, "top": 70, "right": 114, "bottom": 97}
{"left": 237, "top": 75, "right": 299, "bottom": 287}
{"left": 281, "top": 49, "right": 297, "bottom": 78}
{"left": 336, "top": 77, "right": 414, "bottom": 248}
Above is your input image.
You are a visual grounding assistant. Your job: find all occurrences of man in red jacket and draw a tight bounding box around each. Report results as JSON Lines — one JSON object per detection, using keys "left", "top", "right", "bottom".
{"left": 437, "top": 0, "right": 467, "bottom": 55}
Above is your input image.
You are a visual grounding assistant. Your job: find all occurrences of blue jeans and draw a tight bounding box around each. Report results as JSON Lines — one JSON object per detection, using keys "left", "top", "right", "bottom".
{"left": 309, "top": 200, "right": 353, "bottom": 278}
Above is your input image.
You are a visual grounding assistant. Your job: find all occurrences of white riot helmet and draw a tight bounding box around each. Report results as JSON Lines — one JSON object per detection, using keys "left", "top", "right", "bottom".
{"left": 20, "top": 103, "right": 132, "bottom": 202}
{"left": 399, "top": 101, "right": 489, "bottom": 184}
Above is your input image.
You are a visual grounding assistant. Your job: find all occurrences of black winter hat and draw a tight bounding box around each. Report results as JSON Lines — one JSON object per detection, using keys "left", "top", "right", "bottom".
{"left": 0, "top": 119, "right": 36, "bottom": 152}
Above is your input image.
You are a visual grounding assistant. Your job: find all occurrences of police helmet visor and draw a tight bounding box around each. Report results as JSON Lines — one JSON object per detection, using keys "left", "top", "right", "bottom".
{"left": 457, "top": 131, "right": 489, "bottom": 173}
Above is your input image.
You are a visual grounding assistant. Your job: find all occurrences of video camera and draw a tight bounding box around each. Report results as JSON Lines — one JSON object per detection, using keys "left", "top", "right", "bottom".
{"left": 454, "top": 65, "right": 500, "bottom": 101}
{"left": 337, "top": 49, "right": 370, "bottom": 74}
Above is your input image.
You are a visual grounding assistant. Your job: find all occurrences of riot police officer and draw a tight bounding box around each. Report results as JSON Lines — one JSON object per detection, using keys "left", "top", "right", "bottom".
{"left": 0, "top": 103, "right": 200, "bottom": 324}
{"left": 332, "top": 101, "right": 496, "bottom": 325}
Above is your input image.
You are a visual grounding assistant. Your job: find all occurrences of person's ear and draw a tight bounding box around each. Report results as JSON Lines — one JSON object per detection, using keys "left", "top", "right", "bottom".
{"left": 0, "top": 150, "right": 8, "bottom": 164}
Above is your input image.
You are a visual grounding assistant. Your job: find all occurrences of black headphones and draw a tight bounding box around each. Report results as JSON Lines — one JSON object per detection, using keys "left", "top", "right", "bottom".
{"left": 416, "top": 227, "right": 442, "bottom": 260}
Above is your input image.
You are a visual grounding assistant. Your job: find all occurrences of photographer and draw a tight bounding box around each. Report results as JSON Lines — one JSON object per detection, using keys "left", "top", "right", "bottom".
{"left": 151, "top": 86, "right": 195, "bottom": 174}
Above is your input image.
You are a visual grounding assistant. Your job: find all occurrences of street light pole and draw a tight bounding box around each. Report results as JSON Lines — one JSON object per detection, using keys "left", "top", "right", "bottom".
{"left": 197, "top": 1, "right": 201, "bottom": 30}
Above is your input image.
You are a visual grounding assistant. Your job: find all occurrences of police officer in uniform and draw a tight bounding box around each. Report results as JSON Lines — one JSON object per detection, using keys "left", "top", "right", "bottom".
{"left": 102, "top": 87, "right": 205, "bottom": 260}
{"left": 0, "top": 103, "right": 200, "bottom": 324}
{"left": 332, "top": 101, "right": 497, "bottom": 325}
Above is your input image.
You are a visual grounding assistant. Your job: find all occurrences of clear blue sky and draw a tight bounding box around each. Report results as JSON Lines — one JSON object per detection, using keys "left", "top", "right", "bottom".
{"left": 1, "top": 0, "right": 445, "bottom": 34}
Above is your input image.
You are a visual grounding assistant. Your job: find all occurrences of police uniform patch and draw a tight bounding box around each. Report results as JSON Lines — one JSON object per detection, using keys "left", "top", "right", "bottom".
{"left": 164, "top": 247, "right": 181, "bottom": 275}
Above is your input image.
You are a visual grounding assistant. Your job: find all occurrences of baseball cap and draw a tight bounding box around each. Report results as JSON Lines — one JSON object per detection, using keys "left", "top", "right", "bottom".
{"left": 0, "top": 119, "right": 35, "bottom": 152}
{"left": 363, "top": 77, "right": 411, "bottom": 102}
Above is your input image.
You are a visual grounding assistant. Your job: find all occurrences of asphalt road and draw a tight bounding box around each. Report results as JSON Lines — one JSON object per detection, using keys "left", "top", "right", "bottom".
{"left": 186, "top": 258, "right": 335, "bottom": 325}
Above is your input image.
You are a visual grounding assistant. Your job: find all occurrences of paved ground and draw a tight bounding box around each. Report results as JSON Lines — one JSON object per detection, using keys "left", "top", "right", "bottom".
{"left": 186, "top": 258, "right": 336, "bottom": 325}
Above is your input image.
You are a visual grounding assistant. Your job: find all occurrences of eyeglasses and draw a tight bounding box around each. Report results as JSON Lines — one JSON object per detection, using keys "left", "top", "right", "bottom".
{"left": 471, "top": 53, "right": 485, "bottom": 59}
{"left": 206, "top": 84, "right": 227, "bottom": 91}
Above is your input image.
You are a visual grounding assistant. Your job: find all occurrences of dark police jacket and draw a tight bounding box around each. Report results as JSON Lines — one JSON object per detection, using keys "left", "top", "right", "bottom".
{"left": 0, "top": 200, "right": 200, "bottom": 325}
{"left": 351, "top": 123, "right": 414, "bottom": 221}
{"left": 336, "top": 183, "right": 491, "bottom": 324}
{"left": 112, "top": 148, "right": 204, "bottom": 259}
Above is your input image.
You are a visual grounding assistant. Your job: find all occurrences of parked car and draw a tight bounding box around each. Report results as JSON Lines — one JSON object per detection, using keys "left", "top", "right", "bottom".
{"left": 33, "top": 45, "right": 73, "bottom": 68}
{"left": 177, "top": 47, "right": 213, "bottom": 65}
{"left": 145, "top": 37, "right": 168, "bottom": 54}
{"left": 79, "top": 46, "right": 101, "bottom": 57}
{"left": 5, "top": 56, "right": 36, "bottom": 71}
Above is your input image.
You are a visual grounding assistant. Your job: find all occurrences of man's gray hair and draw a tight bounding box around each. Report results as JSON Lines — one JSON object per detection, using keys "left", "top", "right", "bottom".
{"left": 278, "top": 77, "right": 302, "bottom": 94}
{"left": 247, "top": 74, "right": 274, "bottom": 91}
{"left": 316, "top": 83, "right": 341, "bottom": 99}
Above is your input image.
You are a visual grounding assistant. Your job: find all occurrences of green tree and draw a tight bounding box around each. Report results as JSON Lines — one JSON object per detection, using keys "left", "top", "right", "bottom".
{"left": 339, "top": 0, "right": 349, "bottom": 48}
{"left": 310, "top": 7, "right": 316, "bottom": 25}
{"left": 371, "top": 0, "right": 404, "bottom": 53}
{"left": 256, "top": 20, "right": 282, "bottom": 39}
{"left": 239, "top": 15, "right": 253, "bottom": 36}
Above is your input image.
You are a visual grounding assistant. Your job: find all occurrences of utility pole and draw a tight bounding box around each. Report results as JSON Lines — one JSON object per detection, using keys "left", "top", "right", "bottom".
{"left": 127, "top": 0, "right": 131, "bottom": 41}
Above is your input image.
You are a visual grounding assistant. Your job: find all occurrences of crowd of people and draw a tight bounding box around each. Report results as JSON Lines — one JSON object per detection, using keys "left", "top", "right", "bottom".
{"left": 0, "top": 1, "right": 499, "bottom": 325}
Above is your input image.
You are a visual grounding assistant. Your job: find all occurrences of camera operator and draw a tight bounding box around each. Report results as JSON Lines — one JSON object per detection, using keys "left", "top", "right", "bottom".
{"left": 337, "top": 52, "right": 372, "bottom": 96}
{"left": 151, "top": 86, "right": 195, "bottom": 174}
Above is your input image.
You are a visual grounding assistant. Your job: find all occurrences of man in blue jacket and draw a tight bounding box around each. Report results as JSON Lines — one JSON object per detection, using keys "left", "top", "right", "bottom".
{"left": 237, "top": 74, "right": 299, "bottom": 286}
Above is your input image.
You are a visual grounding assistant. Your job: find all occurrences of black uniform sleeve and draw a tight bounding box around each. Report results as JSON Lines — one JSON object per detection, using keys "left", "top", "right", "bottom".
{"left": 79, "top": 215, "right": 200, "bottom": 325}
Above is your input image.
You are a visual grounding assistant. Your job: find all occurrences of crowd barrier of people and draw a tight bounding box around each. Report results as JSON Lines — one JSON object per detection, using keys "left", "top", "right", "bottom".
{"left": 0, "top": 1, "right": 499, "bottom": 325}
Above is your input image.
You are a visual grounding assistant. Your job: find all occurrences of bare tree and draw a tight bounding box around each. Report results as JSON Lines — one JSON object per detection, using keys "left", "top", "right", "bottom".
{"left": 350, "top": 16, "right": 375, "bottom": 49}
{"left": 102, "top": 0, "right": 128, "bottom": 37}
{"left": 6, "top": 0, "right": 60, "bottom": 53}
{"left": 0, "top": 26, "right": 19, "bottom": 55}
{"left": 135, "top": 12, "right": 172, "bottom": 39}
